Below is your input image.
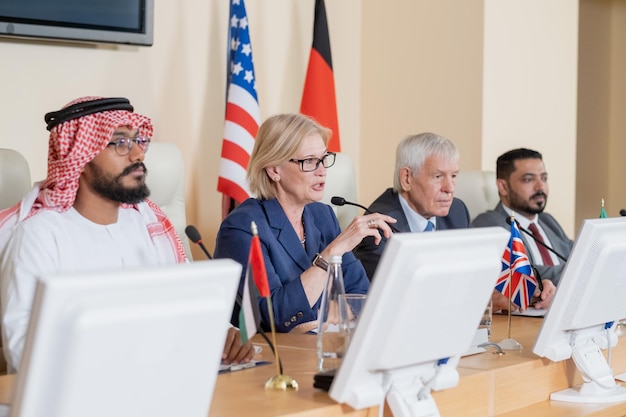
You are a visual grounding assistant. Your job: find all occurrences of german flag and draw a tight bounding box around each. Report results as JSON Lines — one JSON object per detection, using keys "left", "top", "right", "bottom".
{"left": 300, "top": 0, "right": 341, "bottom": 152}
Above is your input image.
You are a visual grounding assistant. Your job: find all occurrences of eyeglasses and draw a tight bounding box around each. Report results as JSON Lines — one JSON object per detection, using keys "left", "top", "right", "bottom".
{"left": 288, "top": 152, "right": 336, "bottom": 172}
{"left": 107, "top": 137, "right": 151, "bottom": 156}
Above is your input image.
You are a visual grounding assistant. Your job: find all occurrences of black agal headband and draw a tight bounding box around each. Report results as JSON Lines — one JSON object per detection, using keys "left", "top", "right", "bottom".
{"left": 44, "top": 97, "right": 134, "bottom": 131}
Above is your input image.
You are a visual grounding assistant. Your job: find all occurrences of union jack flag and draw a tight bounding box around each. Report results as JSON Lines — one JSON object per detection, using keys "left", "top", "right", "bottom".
{"left": 495, "top": 220, "right": 539, "bottom": 310}
{"left": 217, "top": 0, "right": 260, "bottom": 218}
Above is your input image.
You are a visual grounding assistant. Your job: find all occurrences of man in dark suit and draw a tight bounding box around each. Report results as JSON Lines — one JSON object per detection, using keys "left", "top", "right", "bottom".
{"left": 472, "top": 148, "right": 571, "bottom": 310}
{"left": 354, "top": 132, "right": 470, "bottom": 280}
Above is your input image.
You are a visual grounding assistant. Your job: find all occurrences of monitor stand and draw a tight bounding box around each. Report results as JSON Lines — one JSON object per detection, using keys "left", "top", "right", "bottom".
{"left": 384, "top": 360, "right": 459, "bottom": 417}
{"left": 551, "top": 339, "right": 626, "bottom": 403}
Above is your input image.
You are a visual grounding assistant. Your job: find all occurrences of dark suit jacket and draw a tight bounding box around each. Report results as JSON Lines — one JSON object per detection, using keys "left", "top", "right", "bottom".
{"left": 353, "top": 188, "right": 471, "bottom": 280}
{"left": 471, "top": 202, "right": 573, "bottom": 285}
{"left": 214, "top": 198, "right": 369, "bottom": 332}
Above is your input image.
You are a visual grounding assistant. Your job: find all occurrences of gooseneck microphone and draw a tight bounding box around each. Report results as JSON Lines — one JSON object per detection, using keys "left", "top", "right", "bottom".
{"left": 331, "top": 196, "right": 370, "bottom": 213}
{"left": 506, "top": 217, "right": 568, "bottom": 262}
{"left": 331, "top": 196, "right": 401, "bottom": 233}
{"left": 184, "top": 225, "right": 212, "bottom": 259}
{"left": 620, "top": 209, "right": 626, "bottom": 217}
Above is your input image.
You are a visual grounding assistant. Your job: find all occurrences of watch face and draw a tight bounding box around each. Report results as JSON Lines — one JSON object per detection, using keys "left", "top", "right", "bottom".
{"left": 314, "top": 254, "right": 328, "bottom": 270}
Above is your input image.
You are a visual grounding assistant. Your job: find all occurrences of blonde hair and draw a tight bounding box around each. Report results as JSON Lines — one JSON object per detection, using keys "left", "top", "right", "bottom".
{"left": 247, "top": 113, "right": 331, "bottom": 199}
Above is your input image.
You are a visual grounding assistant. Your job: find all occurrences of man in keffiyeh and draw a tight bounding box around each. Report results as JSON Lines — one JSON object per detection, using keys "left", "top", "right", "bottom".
{"left": 0, "top": 96, "right": 253, "bottom": 372}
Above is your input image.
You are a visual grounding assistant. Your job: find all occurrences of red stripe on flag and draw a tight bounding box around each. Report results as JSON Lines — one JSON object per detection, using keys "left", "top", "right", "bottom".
{"left": 301, "top": 0, "right": 341, "bottom": 152}
{"left": 250, "top": 234, "right": 270, "bottom": 297}
{"left": 220, "top": 140, "right": 251, "bottom": 169}
{"left": 225, "top": 102, "right": 259, "bottom": 139}
{"left": 217, "top": 177, "right": 250, "bottom": 204}
{"left": 301, "top": 49, "right": 341, "bottom": 153}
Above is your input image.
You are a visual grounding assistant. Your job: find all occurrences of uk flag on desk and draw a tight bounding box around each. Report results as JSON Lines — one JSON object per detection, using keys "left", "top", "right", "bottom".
{"left": 495, "top": 220, "right": 538, "bottom": 311}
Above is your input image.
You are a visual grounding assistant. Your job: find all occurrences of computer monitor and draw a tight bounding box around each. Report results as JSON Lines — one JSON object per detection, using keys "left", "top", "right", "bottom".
{"left": 329, "top": 227, "right": 509, "bottom": 417}
{"left": 10, "top": 259, "right": 241, "bottom": 417}
{"left": 533, "top": 217, "right": 626, "bottom": 403}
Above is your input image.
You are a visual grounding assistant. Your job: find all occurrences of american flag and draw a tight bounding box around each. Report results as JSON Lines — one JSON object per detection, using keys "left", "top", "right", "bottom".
{"left": 217, "top": 0, "right": 260, "bottom": 217}
{"left": 495, "top": 219, "right": 539, "bottom": 310}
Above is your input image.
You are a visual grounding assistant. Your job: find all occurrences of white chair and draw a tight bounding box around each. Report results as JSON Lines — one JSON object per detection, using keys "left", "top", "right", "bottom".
{"left": 144, "top": 142, "right": 192, "bottom": 259}
{"left": 0, "top": 148, "right": 32, "bottom": 210}
{"left": 322, "top": 153, "right": 360, "bottom": 230}
{"left": 0, "top": 148, "right": 32, "bottom": 375}
{"left": 454, "top": 170, "right": 500, "bottom": 221}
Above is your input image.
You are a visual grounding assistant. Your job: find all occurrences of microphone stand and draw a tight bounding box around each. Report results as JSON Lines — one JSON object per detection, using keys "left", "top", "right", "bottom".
{"left": 331, "top": 196, "right": 401, "bottom": 233}
{"left": 506, "top": 217, "right": 568, "bottom": 262}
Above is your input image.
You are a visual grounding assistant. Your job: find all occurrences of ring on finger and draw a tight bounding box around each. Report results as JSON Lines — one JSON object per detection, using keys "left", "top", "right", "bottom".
{"left": 367, "top": 219, "right": 377, "bottom": 229}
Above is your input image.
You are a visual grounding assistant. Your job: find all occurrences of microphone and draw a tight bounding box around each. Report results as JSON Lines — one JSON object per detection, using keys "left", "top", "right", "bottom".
{"left": 620, "top": 209, "right": 626, "bottom": 217}
{"left": 505, "top": 217, "right": 568, "bottom": 262}
{"left": 184, "top": 225, "right": 212, "bottom": 259}
{"left": 331, "top": 196, "right": 401, "bottom": 233}
{"left": 331, "top": 196, "right": 370, "bottom": 213}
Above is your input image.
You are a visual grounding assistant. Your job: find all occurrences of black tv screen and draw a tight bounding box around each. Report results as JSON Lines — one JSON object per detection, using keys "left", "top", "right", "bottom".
{"left": 0, "top": 0, "right": 153, "bottom": 46}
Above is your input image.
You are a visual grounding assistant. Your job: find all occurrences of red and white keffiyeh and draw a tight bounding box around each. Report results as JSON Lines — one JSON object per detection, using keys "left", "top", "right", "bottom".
{"left": 0, "top": 96, "right": 187, "bottom": 263}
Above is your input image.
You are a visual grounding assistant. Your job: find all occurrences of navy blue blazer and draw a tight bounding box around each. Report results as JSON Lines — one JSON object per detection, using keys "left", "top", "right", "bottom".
{"left": 353, "top": 188, "right": 470, "bottom": 280}
{"left": 214, "top": 198, "right": 369, "bottom": 332}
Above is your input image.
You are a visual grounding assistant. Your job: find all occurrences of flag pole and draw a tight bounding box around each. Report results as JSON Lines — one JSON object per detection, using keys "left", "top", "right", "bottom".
{"left": 498, "top": 213, "right": 522, "bottom": 350}
{"left": 265, "top": 296, "right": 281, "bottom": 377}
{"left": 249, "top": 222, "right": 298, "bottom": 391}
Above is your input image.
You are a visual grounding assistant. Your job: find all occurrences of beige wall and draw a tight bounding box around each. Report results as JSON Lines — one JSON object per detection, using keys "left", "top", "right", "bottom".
{"left": 577, "top": 0, "right": 626, "bottom": 229}
{"left": 0, "top": 0, "right": 607, "bottom": 257}
{"left": 360, "top": 1, "right": 485, "bottom": 208}
{"left": 483, "top": 0, "right": 579, "bottom": 236}
{"left": 0, "top": 0, "right": 362, "bottom": 259}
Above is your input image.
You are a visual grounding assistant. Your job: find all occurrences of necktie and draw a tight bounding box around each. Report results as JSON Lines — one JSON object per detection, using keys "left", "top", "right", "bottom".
{"left": 423, "top": 221, "right": 435, "bottom": 232}
{"left": 528, "top": 223, "right": 554, "bottom": 266}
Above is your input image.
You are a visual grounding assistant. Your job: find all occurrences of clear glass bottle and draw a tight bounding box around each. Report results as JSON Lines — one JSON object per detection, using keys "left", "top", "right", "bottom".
{"left": 317, "top": 255, "right": 348, "bottom": 372}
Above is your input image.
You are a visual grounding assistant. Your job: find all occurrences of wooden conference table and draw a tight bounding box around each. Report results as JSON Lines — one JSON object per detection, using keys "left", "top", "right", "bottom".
{"left": 1, "top": 315, "right": 626, "bottom": 416}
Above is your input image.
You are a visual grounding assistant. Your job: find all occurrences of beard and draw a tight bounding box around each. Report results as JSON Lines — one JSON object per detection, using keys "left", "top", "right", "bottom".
{"left": 507, "top": 187, "right": 547, "bottom": 215}
{"left": 88, "top": 161, "right": 150, "bottom": 204}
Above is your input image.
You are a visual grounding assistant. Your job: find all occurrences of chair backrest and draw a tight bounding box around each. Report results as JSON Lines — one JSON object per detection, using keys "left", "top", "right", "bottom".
{"left": 0, "top": 148, "right": 32, "bottom": 211}
{"left": 454, "top": 170, "right": 500, "bottom": 222}
{"left": 321, "top": 152, "right": 359, "bottom": 230}
{"left": 144, "top": 142, "right": 192, "bottom": 258}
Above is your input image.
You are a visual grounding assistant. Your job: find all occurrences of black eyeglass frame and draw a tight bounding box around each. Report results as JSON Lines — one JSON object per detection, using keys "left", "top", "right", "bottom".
{"left": 288, "top": 152, "right": 336, "bottom": 172}
{"left": 107, "top": 137, "right": 151, "bottom": 156}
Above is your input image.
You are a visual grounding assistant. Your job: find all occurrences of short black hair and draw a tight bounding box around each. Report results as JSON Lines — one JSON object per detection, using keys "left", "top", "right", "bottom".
{"left": 496, "top": 148, "right": 543, "bottom": 179}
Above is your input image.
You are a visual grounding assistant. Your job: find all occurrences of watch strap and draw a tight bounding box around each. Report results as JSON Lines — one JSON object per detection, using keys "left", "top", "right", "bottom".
{"left": 313, "top": 253, "right": 328, "bottom": 271}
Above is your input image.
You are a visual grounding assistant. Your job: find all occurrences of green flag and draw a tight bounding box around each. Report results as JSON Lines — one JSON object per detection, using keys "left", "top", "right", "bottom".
{"left": 600, "top": 199, "right": 607, "bottom": 218}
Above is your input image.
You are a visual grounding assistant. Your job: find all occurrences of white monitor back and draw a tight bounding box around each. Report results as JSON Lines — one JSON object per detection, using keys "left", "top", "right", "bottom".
{"left": 531, "top": 218, "right": 626, "bottom": 402}
{"left": 533, "top": 217, "right": 626, "bottom": 361}
{"left": 329, "top": 227, "right": 508, "bottom": 414}
{"left": 10, "top": 259, "right": 241, "bottom": 417}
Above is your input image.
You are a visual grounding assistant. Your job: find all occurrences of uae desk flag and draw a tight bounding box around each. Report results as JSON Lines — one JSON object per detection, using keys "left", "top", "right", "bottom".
{"left": 238, "top": 221, "right": 271, "bottom": 342}
{"left": 600, "top": 198, "right": 607, "bottom": 218}
{"left": 495, "top": 219, "right": 539, "bottom": 311}
{"left": 217, "top": 0, "right": 261, "bottom": 219}
{"left": 300, "top": 0, "right": 341, "bottom": 152}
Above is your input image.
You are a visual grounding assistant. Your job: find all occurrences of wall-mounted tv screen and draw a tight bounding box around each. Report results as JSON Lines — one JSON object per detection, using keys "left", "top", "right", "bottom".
{"left": 0, "top": 0, "right": 153, "bottom": 46}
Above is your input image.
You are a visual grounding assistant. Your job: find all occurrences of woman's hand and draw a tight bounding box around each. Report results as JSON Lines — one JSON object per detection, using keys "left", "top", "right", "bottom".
{"left": 325, "top": 213, "right": 397, "bottom": 256}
